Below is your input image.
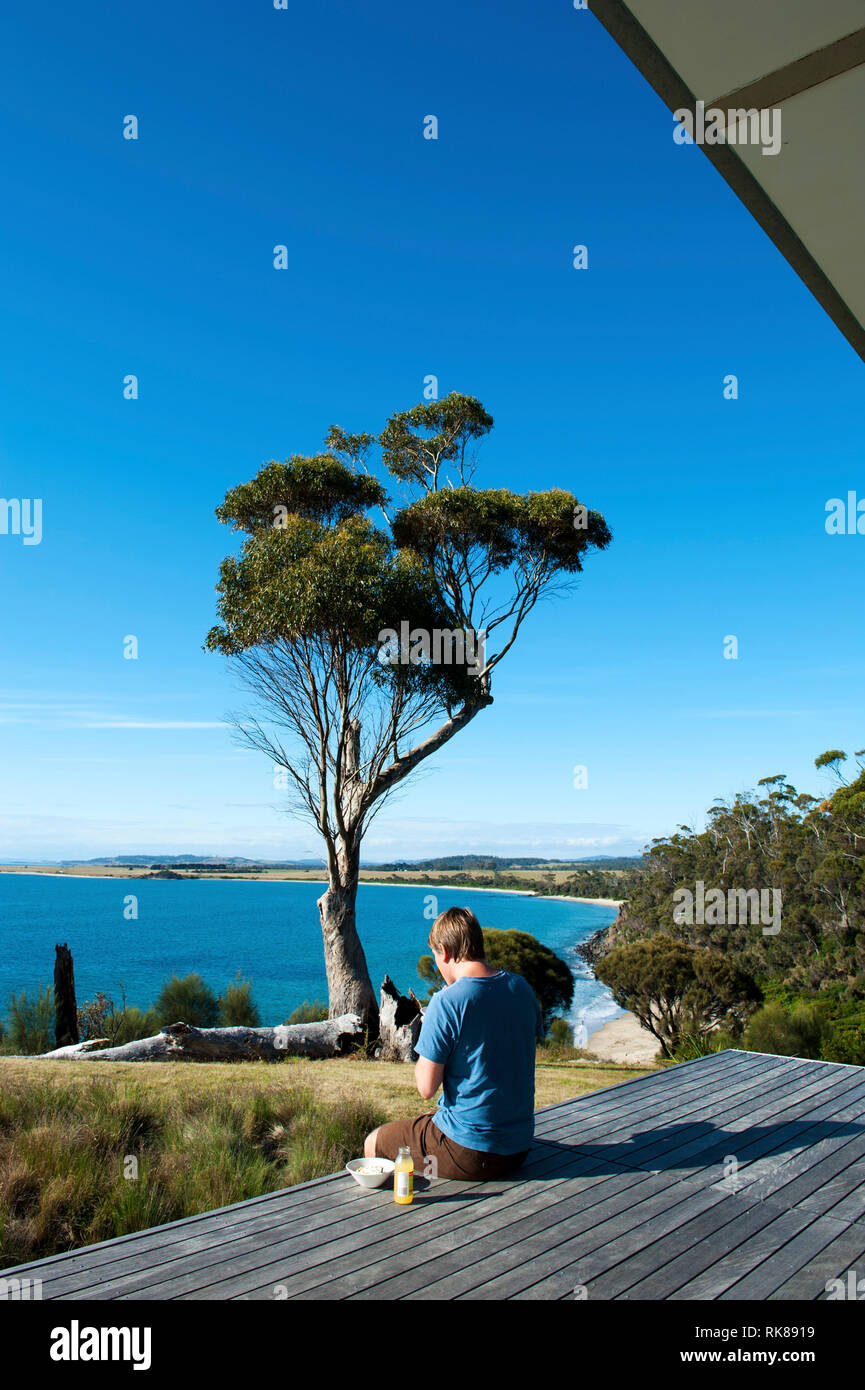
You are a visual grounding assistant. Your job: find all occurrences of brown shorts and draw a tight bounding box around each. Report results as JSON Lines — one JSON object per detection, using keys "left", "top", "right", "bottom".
{"left": 374, "top": 1111, "right": 529, "bottom": 1182}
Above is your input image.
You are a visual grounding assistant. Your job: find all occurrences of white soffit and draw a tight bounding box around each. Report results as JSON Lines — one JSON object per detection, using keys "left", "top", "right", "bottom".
{"left": 590, "top": 0, "right": 865, "bottom": 362}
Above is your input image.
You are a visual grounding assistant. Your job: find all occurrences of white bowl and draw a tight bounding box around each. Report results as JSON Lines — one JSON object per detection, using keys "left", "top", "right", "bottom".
{"left": 346, "top": 1157, "right": 395, "bottom": 1189}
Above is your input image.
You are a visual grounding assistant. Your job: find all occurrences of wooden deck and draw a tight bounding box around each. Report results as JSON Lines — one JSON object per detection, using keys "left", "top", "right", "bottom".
{"left": 2, "top": 1049, "right": 864, "bottom": 1300}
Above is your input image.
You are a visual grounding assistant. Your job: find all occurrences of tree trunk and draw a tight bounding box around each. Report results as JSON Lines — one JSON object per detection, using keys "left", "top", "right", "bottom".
{"left": 54, "top": 943, "right": 79, "bottom": 1047}
{"left": 36, "top": 1015, "right": 364, "bottom": 1062}
{"left": 318, "top": 876, "right": 378, "bottom": 1032}
{"left": 377, "top": 976, "right": 423, "bottom": 1061}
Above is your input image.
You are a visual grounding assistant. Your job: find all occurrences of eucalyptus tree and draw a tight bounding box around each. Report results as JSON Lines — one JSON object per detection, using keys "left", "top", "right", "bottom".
{"left": 206, "top": 394, "right": 611, "bottom": 1027}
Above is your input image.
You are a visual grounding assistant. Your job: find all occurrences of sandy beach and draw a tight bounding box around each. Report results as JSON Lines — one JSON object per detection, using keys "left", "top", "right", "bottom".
{"left": 586, "top": 1011, "right": 661, "bottom": 1066}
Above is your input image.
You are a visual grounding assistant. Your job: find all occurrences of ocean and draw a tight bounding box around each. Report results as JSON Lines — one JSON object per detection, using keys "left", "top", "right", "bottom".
{"left": 0, "top": 874, "right": 622, "bottom": 1035}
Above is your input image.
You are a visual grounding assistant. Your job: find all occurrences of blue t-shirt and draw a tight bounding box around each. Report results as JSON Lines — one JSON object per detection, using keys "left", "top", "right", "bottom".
{"left": 416, "top": 970, "right": 544, "bottom": 1154}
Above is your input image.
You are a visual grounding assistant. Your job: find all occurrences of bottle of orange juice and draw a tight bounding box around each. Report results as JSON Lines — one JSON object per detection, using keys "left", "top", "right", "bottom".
{"left": 394, "top": 1146, "right": 414, "bottom": 1205}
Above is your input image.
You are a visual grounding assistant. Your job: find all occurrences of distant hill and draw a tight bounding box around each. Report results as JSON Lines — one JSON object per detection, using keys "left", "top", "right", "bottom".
{"left": 370, "top": 855, "right": 642, "bottom": 871}
{"left": 59, "top": 856, "right": 327, "bottom": 868}
{"left": 35, "top": 852, "right": 642, "bottom": 871}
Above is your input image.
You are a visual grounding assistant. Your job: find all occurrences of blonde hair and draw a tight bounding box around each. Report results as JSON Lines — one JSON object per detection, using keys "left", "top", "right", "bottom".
{"left": 428, "top": 906, "right": 485, "bottom": 962}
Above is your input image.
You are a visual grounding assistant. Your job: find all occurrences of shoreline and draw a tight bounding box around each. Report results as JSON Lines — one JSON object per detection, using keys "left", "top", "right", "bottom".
{"left": 586, "top": 1011, "right": 661, "bottom": 1066}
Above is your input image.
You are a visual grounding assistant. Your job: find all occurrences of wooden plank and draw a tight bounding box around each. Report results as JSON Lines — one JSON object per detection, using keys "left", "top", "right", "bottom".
{"left": 747, "top": 1131, "right": 865, "bottom": 1216}
{"left": 616, "top": 1204, "right": 814, "bottom": 1300}
{"left": 378, "top": 1173, "right": 726, "bottom": 1303}
{"left": 716, "top": 1214, "right": 854, "bottom": 1300}
{"left": 530, "top": 1066, "right": 820, "bottom": 1183}
{"left": 768, "top": 1223, "right": 865, "bottom": 1299}
{"left": 531, "top": 1188, "right": 784, "bottom": 1300}
{"left": 459, "top": 1178, "right": 745, "bottom": 1301}
{"left": 179, "top": 1148, "right": 652, "bottom": 1301}
{"left": 537, "top": 1057, "right": 821, "bottom": 1153}
{"left": 467, "top": 1178, "right": 756, "bottom": 1295}
{"left": 603, "top": 1069, "right": 865, "bottom": 1185}
{"left": 533, "top": 1051, "right": 792, "bottom": 1138}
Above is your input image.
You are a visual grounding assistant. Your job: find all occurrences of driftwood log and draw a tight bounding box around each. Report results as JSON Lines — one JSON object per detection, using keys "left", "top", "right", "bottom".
{"left": 376, "top": 976, "right": 423, "bottom": 1062}
{"left": 54, "top": 943, "right": 79, "bottom": 1047}
{"left": 37, "top": 1015, "right": 364, "bottom": 1062}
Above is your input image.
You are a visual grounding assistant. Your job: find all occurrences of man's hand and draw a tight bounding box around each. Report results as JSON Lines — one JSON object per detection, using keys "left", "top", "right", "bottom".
{"left": 414, "top": 1055, "right": 444, "bottom": 1100}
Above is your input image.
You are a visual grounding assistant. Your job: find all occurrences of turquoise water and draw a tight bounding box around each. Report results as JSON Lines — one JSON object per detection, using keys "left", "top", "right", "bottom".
{"left": 0, "top": 874, "right": 621, "bottom": 1033}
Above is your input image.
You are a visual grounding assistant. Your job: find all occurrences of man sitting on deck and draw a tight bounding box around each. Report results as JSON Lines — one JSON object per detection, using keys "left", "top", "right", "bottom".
{"left": 363, "top": 906, "right": 544, "bottom": 1181}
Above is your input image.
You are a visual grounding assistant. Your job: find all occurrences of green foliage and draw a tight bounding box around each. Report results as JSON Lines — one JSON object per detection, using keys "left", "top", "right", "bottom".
{"left": 743, "top": 1001, "right": 832, "bottom": 1059}
{"left": 532, "top": 867, "right": 631, "bottom": 899}
{"left": 285, "top": 1000, "right": 330, "bottom": 1024}
{"left": 547, "top": 1017, "right": 574, "bottom": 1047}
{"left": 671, "top": 1032, "right": 737, "bottom": 1062}
{"left": 378, "top": 394, "right": 494, "bottom": 486}
{"left": 76, "top": 992, "right": 162, "bottom": 1047}
{"left": 3, "top": 985, "right": 55, "bottom": 1055}
{"left": 821, "top": 1019, "right": 865, "bottom": 1064}
{"left": 391, "top": 486, "right": 610, "bottom": 578}
{"left": 218, "top": 975, "right": 262, "bottom": 1027}
{"left": 483, "top": 930, "right": 573, "bottom": 1031}
{"left": 614, "top": 750, "right": 865, "bottom": 1000}
{"left": 154, "top": 974, "right": 220, "bottom": 1028}
{"left": 111, "top": 1006, "right": 162, "bottom": 1045}
{"left": 216, "top": 452, "right": 387, "bottom": 531}
{"left": 595, "top": 935, "right": 761, "bottom": 1059}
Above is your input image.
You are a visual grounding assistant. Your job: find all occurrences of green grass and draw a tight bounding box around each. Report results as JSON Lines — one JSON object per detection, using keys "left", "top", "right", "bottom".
{"left": 0, "top": 1050, "right": 654, "bottom": 1266}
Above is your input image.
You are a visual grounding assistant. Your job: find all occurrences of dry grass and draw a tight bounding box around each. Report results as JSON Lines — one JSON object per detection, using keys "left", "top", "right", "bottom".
{"left": 0, "top": 1052, "right": 650, "bottom": 1110}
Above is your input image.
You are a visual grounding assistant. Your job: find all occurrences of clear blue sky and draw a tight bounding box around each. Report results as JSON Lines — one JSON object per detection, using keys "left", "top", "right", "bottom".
{"left": 1, "top": 0, "right": 863, "bottom": 862}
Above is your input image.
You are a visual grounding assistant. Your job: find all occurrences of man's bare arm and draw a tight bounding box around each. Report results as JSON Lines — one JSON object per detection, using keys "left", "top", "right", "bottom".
{"left": 415, "top": 1056, "right": 445, "bottom": 1100}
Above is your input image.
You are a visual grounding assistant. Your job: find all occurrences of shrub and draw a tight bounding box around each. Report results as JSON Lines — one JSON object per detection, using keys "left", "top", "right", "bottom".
{"left": 821, "top": 1020, "right": 865, "bottom": 1065}
{"left": 77, "top": 992, "right": 116, "bottom": 1042}
{"left": 218, "top": 975, "right": 262, "bottom": 1027}
{"left": 285, "top": 1000, "right": 329, "bottom": 1024}
{"left": 596, "top": 935, "right": 762, "bottom": 1058}
{"left": 4, "top": 984, "right": 55, "bottom": 1054}
{"left": 671, "top": 1031, "right": 736, "bottom": 1062}
{"left": 112, "top": 1006, "right": 162, "bottom": 1044}
{"left": 154, "top": 974, "right": 220, "bottom": 1028}
{"left": 743, "top": 1000, "right": 831, "bottom": 1059}
{"left": 547, "top": 1017, "right": 574, "bottom": 1047}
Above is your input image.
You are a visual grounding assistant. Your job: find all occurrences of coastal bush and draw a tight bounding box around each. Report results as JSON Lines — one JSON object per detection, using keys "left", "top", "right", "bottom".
{"left": 596, "top": 936, "right": 761, "bottom": 1059}
{"left": 112, "top": 1006, "right": 162, "bottom": 1044}
{"left": 671, "top": 1031, "right": 736, "bottom": 1062}
{"left": 547, "top": 1017, "right": 574, "bottom": 1047}
{"left": 218, "top": 974, "right": 262, "bottom": 1027}
{"left": 821, "top": 1019, "right": 865, "bottom": 1064}
{"left": 3, "top": 985, "right": 55, "bottom": 1055}
{"left": 616, "top": 752, "right": 865, "bottom": 997}
{"left": 0, "top": 1074, "right": 385, "bottom": 1265}
{"left": 285, "top": 1000, "right": 329, "bottom": 1024}
{"left": 742, "top": 1000, "right": 831, "bottom": 1059}
{"left": 154, "top": 974, "right": 220, "bottom": 1028}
